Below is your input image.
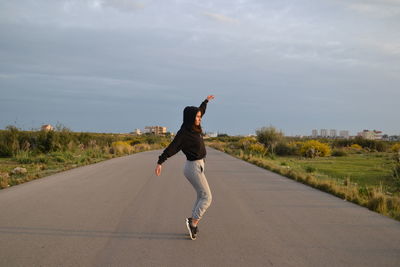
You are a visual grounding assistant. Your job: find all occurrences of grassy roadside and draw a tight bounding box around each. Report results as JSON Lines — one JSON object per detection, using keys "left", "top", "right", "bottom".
{"left": 0, "top": 144, "right": 162, "bottom": 189}
{"left": 0, "top": 127, "right": 168, "bottom": 189}
{"left": 206, "top": 140, "right": 400, "bottom": 221}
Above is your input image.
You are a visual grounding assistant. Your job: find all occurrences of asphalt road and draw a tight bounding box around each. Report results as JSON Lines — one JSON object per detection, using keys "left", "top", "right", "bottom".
{"left": 0, "top": 147, "right": 399, "bottom": 266}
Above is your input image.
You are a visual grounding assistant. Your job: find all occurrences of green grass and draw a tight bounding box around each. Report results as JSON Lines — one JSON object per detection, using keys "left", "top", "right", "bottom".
{"left": 0, "top": 143, "right": 165, "bottom": 189}
{"left": 0, "top": 128, "right": 172, "bottom": 189}
{"left": 0, "top": 151, "right": 112, "bottom": 187}
{"left": 277, "top": 153, "right": 395, "bottom": 188}
{"left": 206, "top": 139, "right": 400, "bottom": 221}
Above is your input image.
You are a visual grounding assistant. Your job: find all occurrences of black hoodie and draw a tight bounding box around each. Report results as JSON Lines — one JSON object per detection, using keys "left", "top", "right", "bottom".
{"left": 157, "top": 99, "right": 209, "bottom": 165}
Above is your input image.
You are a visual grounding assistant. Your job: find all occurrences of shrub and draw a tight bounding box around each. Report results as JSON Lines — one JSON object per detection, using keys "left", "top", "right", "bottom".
{"left": 392, "top": 152, "right": 400, "bottom": 189}
{"left": 300, "top": 140, "right": 331, "bottom": 158}
{"left": 0, "top": 125, "right": 20, "bottom": 157}
{"left": 132, "top": 143, "right": 151, "bottom": 152}
{"left": 83, "top": 147, "right": 104, "bottom": 159}
{"left": 352, "top": 137, "right": 388, "bottom": 152}
{"left": 145, "top": 135, "right": 162, "bottom": 145}
{"left": 77, "top": 132, "right": 92, "bottom": 147}
{"left": 129, "top": 139, "right": 142, "bottom": 146}
{"left": 248, "top": 143, "right": 267, "bottom": 156}
{"left": 14, "top": 151, "right": 35, "bottom": 164}
{"left": 375, "top": 141, "right": 388, "bottom": 152}
{"left": 391, "top": 143, "right": 400, "bottom": 153}
{"left": 275, "top": 141, "right": 300, "bottom": 156}
{"left": 35, "top": 155, "right": 49, "bottom": 164}
{"left": 207, "top": 141, "right": 226, "bottom": 152}
{"left": 332, "top": 139, "right": 352, "bottom": 148}
{"left": 304, "top": 166, "right": 316, "bottom": 173}
{"left": 350, "top": 144, "right": 362, "bottom": 150}
{"left": 50, "top": 152, "right": 68, "bottom": 163}
{"left": 332, "top": 149, "right": 348, "bottom": 157}
{"left": 0, "top": 143, "right": 12, "bottom": 157}
{"left": 0, "top": 172, "right": 10, "bottom": 188}
{"left": 256, "top": 126, "right": 284, "bottom": 155}
{"left": 111, "top": 141, "right": 133, "bottom": 155}
{"left": 56, "top": 125, "right": 73, "bottom": 151}
{"left": 236, "top": 137, "right": 257, "bottom": 150}
{"left": 215, "top": 135, "right": 241, "bottom": 143}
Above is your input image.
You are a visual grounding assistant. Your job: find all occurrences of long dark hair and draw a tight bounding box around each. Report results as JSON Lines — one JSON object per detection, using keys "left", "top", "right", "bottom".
{"left": 192, "top": 123, "right": 202, "bottom": 134}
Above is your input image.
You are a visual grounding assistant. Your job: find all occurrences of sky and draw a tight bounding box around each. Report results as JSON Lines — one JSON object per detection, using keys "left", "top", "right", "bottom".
{"left": 0, "top": 0, "right": 399, "bottom": 136}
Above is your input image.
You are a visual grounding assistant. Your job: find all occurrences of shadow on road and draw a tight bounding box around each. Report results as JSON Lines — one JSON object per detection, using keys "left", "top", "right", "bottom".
{"left": 0, "top": 226, "right": 188, "bottom": 240}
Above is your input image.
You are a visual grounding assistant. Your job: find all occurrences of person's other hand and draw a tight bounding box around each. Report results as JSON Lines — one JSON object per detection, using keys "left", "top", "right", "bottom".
{"left": 155, "top": 164, "right": 162, "bottom": 176}
{"left": 207, "top": 95, "right": 215, "bottom": 101}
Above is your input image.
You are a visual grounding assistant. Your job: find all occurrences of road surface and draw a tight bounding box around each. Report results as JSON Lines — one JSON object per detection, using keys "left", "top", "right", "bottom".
{"left": 0, "top": 147, "right": 399, "bottom": 266}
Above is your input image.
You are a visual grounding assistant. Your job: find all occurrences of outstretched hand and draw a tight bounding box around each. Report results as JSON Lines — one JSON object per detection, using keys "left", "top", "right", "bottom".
{"left": 155, "top": 164, "right": 162, "bottom": 176}
{"left": 207, "top": 95, "right": 215, "bottom": 101}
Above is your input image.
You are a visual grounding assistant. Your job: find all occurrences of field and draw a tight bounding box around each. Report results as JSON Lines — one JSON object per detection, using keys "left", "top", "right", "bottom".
{"left": 205, "top": 137, "right": 400, "bottom": 221}
{"left": 277, "top": 153, "right": 395, "bottom": 189}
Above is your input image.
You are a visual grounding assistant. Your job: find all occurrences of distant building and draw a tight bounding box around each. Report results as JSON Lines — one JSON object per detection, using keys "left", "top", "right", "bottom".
{"left": 357, "top": 130, "right": 383, "bottom": 140}
{"left": 206, "top": 132, "right": 218, "bottom": 138}
{"left": 41, "top": 124, "right": 54, "bottom": 131}
{"left": 339, "top": 130, "right": 350, "bottom": 139}
{"left": 311, "top": 129, "right": 351, "bottom": 139}
{"left": 374, "top": 130, "right": 383, "bottom": 140}
{"left": 312, "top": 129, "right": 318, "bottom": 138}
{"left": 388, "top": 135, "right": 400, "bottom": 141}
{"left": 144, "top": 126, "right": 167, "bottom": 135}
{"left": 131, "top": 129, "right": 142, "bottom": 135}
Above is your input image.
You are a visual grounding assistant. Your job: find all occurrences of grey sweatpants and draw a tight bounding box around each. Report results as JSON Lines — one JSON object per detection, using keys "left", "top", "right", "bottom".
{"left": 183, "top": 159, "right": 212, "bottom": 220}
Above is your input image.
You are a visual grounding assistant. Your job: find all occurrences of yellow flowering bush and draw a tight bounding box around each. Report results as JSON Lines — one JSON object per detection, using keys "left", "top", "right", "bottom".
{"left": 350, "top": 144, "right": 363, "bottom": 150}
{"left": 236, "top": 137, "right": 257, "bottom": 150}
{"left": 300, "top": 140, "right": 331, "bottom": 158}
{"left": 391, "top": 143, "right": 400, "bottom": 153}
{"left": 111, "top": 141, "right": 133, "bottom": 155}
{"left": 132, "top": 143, "right": 151, "bottom": 152}
{"left": 248, "top": 143, "right": 267, "bottom": 156}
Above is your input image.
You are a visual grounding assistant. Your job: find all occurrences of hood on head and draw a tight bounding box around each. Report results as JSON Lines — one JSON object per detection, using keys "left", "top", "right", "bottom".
{"left": 181, "top": 106, "right": 200, "bottom": 131}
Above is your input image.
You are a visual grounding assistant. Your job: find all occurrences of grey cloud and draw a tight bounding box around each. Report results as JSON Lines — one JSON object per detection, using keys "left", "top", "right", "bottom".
{"left": 0, "top": 0, "right": 399, "bottom": 135}
{"left": 101, "top": 0, "right": 145, "bottom": 12}
{"left": 203, "top": 12, "right": 238, "bottom": 24}
{"left": 348, "top": 3, "right": 400, "bottom": 17}
{"left": 341, "top": 0, "right": 400, "bottom": 17}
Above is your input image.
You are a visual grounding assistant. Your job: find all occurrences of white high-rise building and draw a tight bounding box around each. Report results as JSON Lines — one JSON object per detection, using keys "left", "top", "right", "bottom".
{"left": 320, "top": 129, "right": 328, "bottom": 137}
{"left": 312, "top": 129, "right": 318, "bottom": 137}
{"left": 339, "top": 130, "right": 349, "bottom": 139}
{"left": 330, "top": 129, "right": 337, "bottom": 137}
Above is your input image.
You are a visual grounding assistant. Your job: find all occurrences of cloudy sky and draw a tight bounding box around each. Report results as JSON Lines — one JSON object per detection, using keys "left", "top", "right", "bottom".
{"left": 0, "top": 0, "right": 399, "bottom": 136}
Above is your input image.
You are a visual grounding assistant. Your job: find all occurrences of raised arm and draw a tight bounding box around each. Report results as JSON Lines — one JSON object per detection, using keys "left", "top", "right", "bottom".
{"left": 199, "top": 95, "right": 215, "bottom": 117}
